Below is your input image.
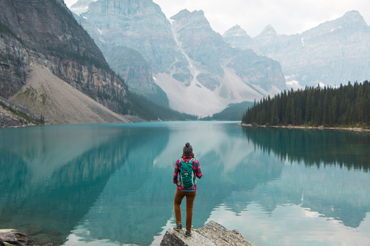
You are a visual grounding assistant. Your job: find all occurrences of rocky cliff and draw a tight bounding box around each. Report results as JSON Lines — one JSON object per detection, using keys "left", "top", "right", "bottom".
{"left": 0, "top": 0, "right": 131, "bottom": 125}
{"left": 74, "top": 0, "right": 188, "bottom": 106}
{"left": 71, "top": 1, "right": 286, "bottom": 116}
{"left": 224, "top": 10, "right": 370, "bottom": 88}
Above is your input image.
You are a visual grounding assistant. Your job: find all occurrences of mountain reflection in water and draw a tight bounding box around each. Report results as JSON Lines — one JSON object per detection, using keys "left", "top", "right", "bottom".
{"left": 0, "top": 122, "right": 369, "bottom": 246}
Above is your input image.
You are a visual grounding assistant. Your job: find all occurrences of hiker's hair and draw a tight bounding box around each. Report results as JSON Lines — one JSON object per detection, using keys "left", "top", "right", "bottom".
{"left": 182, "top": 153, "right": 194, "bottom": 158}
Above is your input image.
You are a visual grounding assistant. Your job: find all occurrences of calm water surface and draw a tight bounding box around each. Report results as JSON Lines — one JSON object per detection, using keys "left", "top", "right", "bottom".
{"left": 0, "top": 122, "right": 370, "bottom": 246}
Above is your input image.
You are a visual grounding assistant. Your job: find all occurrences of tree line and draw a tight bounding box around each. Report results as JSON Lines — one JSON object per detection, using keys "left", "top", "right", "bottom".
{"left": 242, "top": 81, "right": 370, "bottom": 127}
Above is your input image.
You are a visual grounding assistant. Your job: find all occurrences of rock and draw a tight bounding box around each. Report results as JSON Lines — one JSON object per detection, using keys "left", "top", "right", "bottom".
{"left": 160, "top": 221, "right": 256, "bottom": 246}
{"left": 0, "top": 229, "right": 28, "bottom": 246}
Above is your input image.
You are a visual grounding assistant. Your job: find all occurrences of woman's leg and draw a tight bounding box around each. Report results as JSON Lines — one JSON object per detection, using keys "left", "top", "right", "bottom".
{"left": 174, "top": 190, "right": 186, "bottom": 225}
{"left": 185, "top": 191, "right": 197, "bottom": 231}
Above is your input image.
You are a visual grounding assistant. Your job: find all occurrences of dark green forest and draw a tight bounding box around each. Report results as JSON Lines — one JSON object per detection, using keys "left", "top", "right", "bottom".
{"left": 242, "top": 81, "right": 370, "bottom": 127}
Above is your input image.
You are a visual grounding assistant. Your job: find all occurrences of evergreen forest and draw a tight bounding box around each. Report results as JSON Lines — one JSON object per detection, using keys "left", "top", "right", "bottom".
{"left": 242, "top": 81, "right": 370, "bottom": 127}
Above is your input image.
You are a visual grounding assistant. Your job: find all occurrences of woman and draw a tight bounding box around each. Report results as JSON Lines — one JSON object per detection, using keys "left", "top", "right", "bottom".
{"left": 173, "top": 142, "right": 203, "bottom": 237}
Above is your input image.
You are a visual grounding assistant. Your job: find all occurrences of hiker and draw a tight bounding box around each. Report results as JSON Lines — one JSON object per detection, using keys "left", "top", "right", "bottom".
{"left": 173, "top": 142, "right": 203, "bottom": 237}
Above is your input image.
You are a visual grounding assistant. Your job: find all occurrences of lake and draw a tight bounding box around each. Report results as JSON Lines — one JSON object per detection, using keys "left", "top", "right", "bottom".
{"left": 0, "top": 122, "right": 370, "bottom": 246}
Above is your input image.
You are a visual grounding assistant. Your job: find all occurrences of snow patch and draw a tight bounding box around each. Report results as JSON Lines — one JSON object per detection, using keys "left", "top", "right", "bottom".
{"left": 97, "top": 28, "right": 102, "bottom": 35}
{"left": 331, "top": 26, "right": 342, "bottom": 32}
{"left": 316, "top": 82, "right": 326, "bottom": 88}
{"left": 301, "top": 38, "right": 304, "bottom": 47}
{"left": 70, "top": 6, "right": 89, "bottom": 15}
{"left": 152, "top": 17, "right": 277, "bottom": 116}
{"left": 286, "top": 80, "right": 304, "bottom": 91}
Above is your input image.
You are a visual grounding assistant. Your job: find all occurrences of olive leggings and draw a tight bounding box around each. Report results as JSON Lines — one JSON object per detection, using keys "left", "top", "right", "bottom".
{"left": 174, "top": 189, "right": 197, "bottom": 231}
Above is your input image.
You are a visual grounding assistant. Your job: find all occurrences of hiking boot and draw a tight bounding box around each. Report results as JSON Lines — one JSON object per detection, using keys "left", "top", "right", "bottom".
{"left": 185, "top": 230, "right": 191, "bottom": 237}
{"left": 173, "top": 224, "right": 182, "bottom": 232}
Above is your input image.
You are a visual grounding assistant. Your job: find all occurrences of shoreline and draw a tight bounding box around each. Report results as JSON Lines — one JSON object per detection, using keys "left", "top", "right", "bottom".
{"left": 240, "top": 123, "right": 370, "bottom": 132}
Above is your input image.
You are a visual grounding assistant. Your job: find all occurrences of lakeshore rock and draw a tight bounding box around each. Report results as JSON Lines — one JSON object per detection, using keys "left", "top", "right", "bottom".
{"left": 0, "top": 229, "right": 28, "bottom": 246}
{"left": 160, "top": 220, "right": 256, "bottom": 246}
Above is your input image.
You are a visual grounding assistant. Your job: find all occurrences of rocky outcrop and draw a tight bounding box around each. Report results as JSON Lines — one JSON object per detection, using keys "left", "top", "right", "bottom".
{"left": 0, "top": 0, "right": 130, "bottom": 118}
{"left": 0, "top": 230, "right": 28, "bottom": 246}
{"left": 224, "top": 10, "right": 370, "bottom": 88}
{"left": 0, "top": 96, "right": 42, "bottom": 128}
{"left": 160, "top": 221, "right": 256, "bottom": 246}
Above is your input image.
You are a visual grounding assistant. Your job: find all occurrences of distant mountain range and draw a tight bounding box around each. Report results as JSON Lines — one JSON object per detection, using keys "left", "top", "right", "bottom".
{"left": 224, "top": 10, "right": 370, "bottom": 89}
{"left": 71, "top": 0, "right": 286, "bottom": 117}
{"left": 71, "top": 1, "right": 370, "bottom": 117}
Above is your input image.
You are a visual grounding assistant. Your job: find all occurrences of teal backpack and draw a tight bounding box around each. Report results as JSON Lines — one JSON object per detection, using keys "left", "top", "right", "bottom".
{"left": 179, "top": 159, "right": 196, "bottom": 189}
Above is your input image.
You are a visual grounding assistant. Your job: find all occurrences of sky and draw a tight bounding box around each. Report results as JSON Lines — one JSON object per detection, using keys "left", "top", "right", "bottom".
{"left": 64, "top": 0, "right": 370, "bottom": 37}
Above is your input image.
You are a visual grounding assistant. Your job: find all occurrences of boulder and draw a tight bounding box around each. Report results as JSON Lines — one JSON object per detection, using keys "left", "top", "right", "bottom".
{"left": 160, "top": 220, "right": 256, "bottom": 246}
{"left": 0, "top": 229, "right": 28, "bottom": 246}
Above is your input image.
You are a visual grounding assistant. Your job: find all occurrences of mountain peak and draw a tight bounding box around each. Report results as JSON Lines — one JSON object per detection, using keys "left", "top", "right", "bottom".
{"left": 170, "top": 9, "right": 204, "bottom": 20}
{"left": 262, "top": 25, "right": 276, "bottom": 34}
{"left": 255, "top": 24, "right": 278, "bottom": 39}
{"left": 223, "top": 25, "right": 248, "bottom": 37}
{"left": 341, "top": 10, "right": 367, "bottom": 25}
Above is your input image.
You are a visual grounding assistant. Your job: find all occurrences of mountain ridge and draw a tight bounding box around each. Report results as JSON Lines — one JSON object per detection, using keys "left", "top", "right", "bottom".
{"left": 71, "top": 1, "right": 286, "bottom": 117}
{"left": 224, "top": 10, "right": 370, "bottom": 88}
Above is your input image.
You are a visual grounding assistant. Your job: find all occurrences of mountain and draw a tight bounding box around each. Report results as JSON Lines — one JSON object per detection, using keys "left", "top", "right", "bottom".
{"left": 72, "top": 0, "right": 188, "bottom": 108}
{"left": 223, "top": 25, "right": 259, "bottom": 53}
{"left": 0, "top": 0, "right": 134, "bottom": 126}
{"left": 224, "top": 11, "right": 370, "bottom": 88}
{"left": 10, "top": 65, "right": 131, "bottom": 124}
{"left": 71, "top": 0, "right": 286, "bottom": 117}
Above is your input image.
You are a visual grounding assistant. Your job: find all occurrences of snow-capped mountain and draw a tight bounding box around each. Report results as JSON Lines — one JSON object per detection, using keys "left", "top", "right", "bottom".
{"left": 71, "top": 0, "right": 286, "bottom": 117}
{"left": 224, "top": 11, "right": 370, "bottom": 89}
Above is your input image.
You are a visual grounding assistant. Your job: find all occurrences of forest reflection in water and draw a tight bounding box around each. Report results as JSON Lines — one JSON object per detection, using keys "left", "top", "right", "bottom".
{"left": 242, "top": 126, "right": 370, "bottom": 171}
{"left": 0, "top": 123, "right": 369, "bottom": 246}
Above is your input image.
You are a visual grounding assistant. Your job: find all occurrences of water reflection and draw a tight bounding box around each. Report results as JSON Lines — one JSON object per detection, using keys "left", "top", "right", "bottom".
{"left": 0, "top": 124, "right": 170, "bottom": 245}
{"left": 0, "top": 123, "right": 369, "bottom": 246}
{"left": 242, "top": 126, "right": 370, "bottom": 171}
{"left": 241, "top": 126, "right": 370, "bottom": 228}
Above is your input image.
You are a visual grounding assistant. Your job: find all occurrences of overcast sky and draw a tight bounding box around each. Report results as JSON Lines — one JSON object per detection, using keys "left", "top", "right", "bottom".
{"left": 64, "top": 0, "right": 370, "bottom": 37}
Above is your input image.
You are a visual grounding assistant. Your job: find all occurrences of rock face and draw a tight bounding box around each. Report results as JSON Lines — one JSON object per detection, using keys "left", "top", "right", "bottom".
{"left": 224, "top": 10, "right": 370, "bottom": 88}
{"left": 72, "top": 1, "right": 286, "bottom": 116}
{"left": 160, "top": 221, "right": 256, "bottom": 246}
{"left": 74, "top": 0, "right": 186, "bottom": 106}
{"left": 0, "top": 96, "right": 42, "bottom": 128}
{"left": 9, "top": 65, "right": 132, "bottom": 124}
{"left": 0, "top": 229, "right": 28, "bottom": 246}
{"left": 0, "top": 0, "right": 130, "bottom": 121}
{"left": 223, "top": 25, "right": 260, "bottom": 54}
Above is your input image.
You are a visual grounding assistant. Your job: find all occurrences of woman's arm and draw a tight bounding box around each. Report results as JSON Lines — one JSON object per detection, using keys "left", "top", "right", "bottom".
{"left": 173, "top": 160, "right": 181, "bottom": 184}
{"left": 193, "top": 160, "right": 203, "bottom": 179}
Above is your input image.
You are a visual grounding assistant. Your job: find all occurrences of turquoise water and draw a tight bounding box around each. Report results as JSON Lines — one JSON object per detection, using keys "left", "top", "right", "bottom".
{"left": 0, "top": 122, "right": 370, "bottom": 246}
